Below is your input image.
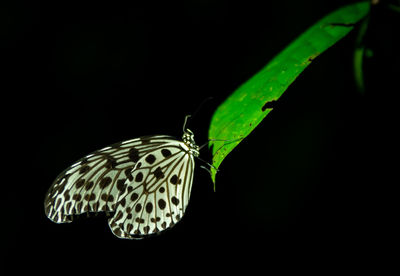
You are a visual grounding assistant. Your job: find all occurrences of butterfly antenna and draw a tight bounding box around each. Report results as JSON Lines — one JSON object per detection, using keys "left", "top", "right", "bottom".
{"left": 191, "top": 96, "right": 214, "bottom": 120}
{"left": 182, "top": 97, "right": 214, "bottom": 132}
{"left": 182, "top": 115, "right": 191, "bottom": 132}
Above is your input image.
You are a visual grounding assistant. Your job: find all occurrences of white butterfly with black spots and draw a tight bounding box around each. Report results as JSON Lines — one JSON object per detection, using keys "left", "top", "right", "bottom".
{"left": 44, "top": 124, "right": 200, "bottom": 239}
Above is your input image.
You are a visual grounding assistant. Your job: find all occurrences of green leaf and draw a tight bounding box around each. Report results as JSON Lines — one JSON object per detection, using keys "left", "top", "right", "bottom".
{"left": 208, "top": 2, "right": 369, "bottom": 185}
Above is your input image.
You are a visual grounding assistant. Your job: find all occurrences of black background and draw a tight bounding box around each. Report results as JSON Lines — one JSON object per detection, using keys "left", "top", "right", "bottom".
{"left": 3, "top": 0, "right": 398, "bottom": 270}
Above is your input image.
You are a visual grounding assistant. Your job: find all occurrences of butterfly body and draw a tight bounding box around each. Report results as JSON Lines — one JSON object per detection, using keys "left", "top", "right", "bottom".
{"left": 45, "top": 129, "right": 199, "bottom": 239}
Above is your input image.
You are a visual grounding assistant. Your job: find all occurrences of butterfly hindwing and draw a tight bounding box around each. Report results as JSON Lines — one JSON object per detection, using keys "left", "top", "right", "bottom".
{"left": 108, "top": 141, "right": 195, "bottom": 239}
{"left": 44, "top": 135, "right": 174, "bottom": 223}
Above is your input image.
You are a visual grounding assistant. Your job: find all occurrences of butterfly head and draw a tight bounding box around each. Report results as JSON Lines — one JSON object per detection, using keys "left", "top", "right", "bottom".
{"left": 182, "top": 129, "right": 200, "bottom": 157}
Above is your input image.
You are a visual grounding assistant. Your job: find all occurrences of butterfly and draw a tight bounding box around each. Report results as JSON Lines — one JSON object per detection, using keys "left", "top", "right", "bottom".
{"left": 44, "top": 116, "right": 201, "bottom": 239}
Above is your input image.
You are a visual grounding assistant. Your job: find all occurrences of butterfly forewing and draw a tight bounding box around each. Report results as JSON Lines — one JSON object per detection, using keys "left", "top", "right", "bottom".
{"left": 45, "top": 135, "right": 174, "bottom": 223}
{"left": 44, "top": 133, "right": 197, "bottom": 239}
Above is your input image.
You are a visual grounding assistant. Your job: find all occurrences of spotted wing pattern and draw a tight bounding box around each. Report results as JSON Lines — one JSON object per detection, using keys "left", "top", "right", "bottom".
{"left": 108, "top": 141, "right": 195, "bottom": 239}
{"left": 44, "top": 135, "right": 174, "bottom": 224}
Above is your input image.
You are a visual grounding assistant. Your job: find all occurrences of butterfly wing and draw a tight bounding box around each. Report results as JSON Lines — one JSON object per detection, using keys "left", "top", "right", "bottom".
{"left": 44, "top": 135, "right": 175, "bottom": 223}
{"left": 108, "top": 140, "right": 195, "bottom": 239}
